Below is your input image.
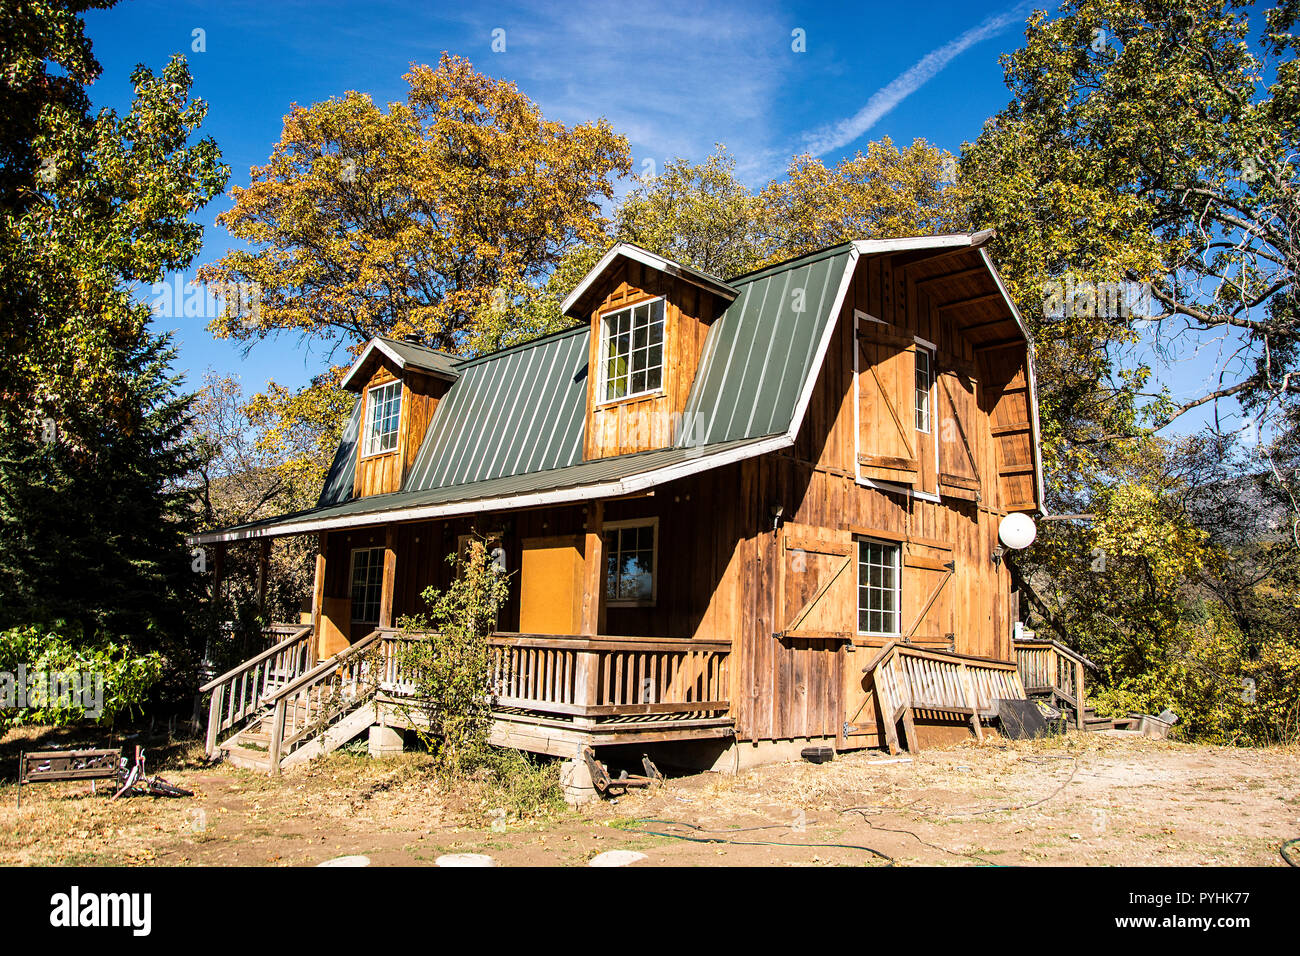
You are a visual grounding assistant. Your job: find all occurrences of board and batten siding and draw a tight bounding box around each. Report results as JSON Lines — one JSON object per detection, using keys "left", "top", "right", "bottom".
{"left": 583, "top": 258, "right": 719, "bottom": 459}
{"left": 351, "top": 364, "right": 446, "bottom": 498}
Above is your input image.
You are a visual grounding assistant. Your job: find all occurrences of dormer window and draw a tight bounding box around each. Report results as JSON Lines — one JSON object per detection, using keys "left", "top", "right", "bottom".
{"left": 600, "top": 298, "right": 665, "bottom": 402}
{"left": 362, "top": 380, "right": 402, "bottom": 457}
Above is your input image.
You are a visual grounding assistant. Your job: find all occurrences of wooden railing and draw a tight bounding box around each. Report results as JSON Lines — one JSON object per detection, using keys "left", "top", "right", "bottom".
{"left": 201, "top": 624, "right": 314, "bottom": 757}
{"left": 263, "top": 621, "right": 310, "bottom": 642}
{"left": 262, "top": 629, "right": 385, "bottom": 774}
{"left": 376, "top": 631, "right": 731, "bottom": 720}
{"left": 1013, "top": 639, "right": 1097, "bottom": 730}
{"left": 866, "top": 642, "right": 1026, "bottom": 753}
{"left": 489, "top": 633, "right": 730, "bottom": 718}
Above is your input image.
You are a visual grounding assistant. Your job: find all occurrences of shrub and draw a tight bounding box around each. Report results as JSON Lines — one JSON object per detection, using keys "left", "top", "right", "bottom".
{"left": 394, "top": 538, "right": 510, "bottom": 770}
{"left": 0, "top": 624, "right": 163, "bottom": 734}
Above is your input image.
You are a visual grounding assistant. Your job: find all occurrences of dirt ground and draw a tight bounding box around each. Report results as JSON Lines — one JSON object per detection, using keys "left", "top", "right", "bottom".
{"left": 0, "top": 727, "right": 1296, "bottom": 866}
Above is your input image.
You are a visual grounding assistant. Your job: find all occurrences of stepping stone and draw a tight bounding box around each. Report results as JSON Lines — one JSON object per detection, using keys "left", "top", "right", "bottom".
{"left": 436, "top": 853, "right": 496, "bottom": 867}
{"left": 589, "top": 850, "right": 648, "bottom": 867}
{"left": 317, "top": 854, "right": 370, "bottom": 867}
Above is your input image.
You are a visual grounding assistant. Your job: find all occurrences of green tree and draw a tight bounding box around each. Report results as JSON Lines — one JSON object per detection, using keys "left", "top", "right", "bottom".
{"left": 396, "top": 539, "right": 510, "bottom": 770}
{"left": 961, "top": 0, "right": 1300, "bottom": 740}
{"left": 0, "top": 3, "right": 227, "bottom": 694}
{"left": 614, "top": 146, "right": 766, "bottom": 277}
{"left": 759, "top": 137, "right": 967, "bottom": 264}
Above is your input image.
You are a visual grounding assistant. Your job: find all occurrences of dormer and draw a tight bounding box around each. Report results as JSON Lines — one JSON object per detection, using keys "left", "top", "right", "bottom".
{"left": 562, "top": 243, "right": 737, "bottom": 459}
{"left": 340, "top": 336, "right": 459, "bottom": 496}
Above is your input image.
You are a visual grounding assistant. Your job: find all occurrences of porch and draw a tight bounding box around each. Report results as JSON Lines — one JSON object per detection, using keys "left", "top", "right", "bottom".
{"left": 201, "top": 622, "right": 733, "bottom": 773}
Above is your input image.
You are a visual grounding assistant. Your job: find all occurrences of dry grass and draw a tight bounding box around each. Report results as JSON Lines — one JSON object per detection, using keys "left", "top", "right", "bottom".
{"left": 1, "top": 725, "right": 1294, "bottom": 866}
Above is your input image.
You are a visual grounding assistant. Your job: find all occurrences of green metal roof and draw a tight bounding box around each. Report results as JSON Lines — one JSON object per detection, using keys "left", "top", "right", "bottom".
{"left": 198, "top": 242, "right": 860, "bottom": 542}
{"left": 678, "top": 244, "right": 853, "bottom": 446}
{"left": 339, "top": 336, "right": 460, "bottom": 391}
{"left": 404, "top": 324, "right": 590, "bottom": 491}
{"left": 317, "top": 397, "right": 361, "bottom": 507}
{"left": 200, "top": 436, "right": 774, "bottom": 542}
{"left": 376, "top": 337, "right": 460, "bottom": 378}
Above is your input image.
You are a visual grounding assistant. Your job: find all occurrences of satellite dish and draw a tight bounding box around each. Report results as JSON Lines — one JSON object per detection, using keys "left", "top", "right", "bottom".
{"left": 998, "top": 513, "right": 1037, "bottom": 550}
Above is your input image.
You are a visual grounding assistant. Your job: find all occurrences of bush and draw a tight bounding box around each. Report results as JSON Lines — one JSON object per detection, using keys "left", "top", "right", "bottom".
{"left": 1087, "top": 603, "right": 1300, "bottom": 746}
{"left": 0, "top": 624, "right": 164, "bottom": 734}
{"left": 394, "top": 538, "right": 510, "bottom": 770}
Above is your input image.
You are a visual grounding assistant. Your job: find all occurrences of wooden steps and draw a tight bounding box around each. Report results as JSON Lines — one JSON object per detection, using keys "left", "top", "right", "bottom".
{"left": 1080, "top": 706, "right": 1136, "bottom": 732}
{"left": 222, "top": 743, "right": 273, "bottom": 772}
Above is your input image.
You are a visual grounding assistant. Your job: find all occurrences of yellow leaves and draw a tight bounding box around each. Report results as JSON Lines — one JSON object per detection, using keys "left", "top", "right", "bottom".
{"left": 758, "top": 137, "right": 967, "bottom": 262}
{"left": 202, "top": 53, "right": 629, "bottom": 353}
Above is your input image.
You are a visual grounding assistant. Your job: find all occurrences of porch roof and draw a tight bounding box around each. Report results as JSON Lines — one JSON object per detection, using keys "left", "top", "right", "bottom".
{"left": 189, "top": 433, "right": 781, "bottom": 544}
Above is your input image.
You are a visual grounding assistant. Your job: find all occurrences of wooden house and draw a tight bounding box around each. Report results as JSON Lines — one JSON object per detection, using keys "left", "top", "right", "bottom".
{"left": 194, "top": 233, "right": 1045, "bottom": 773}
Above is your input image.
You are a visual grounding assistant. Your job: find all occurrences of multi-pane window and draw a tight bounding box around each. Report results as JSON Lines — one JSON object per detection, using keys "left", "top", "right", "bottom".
{"left": 350, "top": 547, "right": 385, "bottom": 622}
{"left": 363, "top": 380, "right": 402, "bottom": 456}
{"left": 604, "top": 520, "right": 657, "bottom": 604}
{"left": 601, "top": 299, "right": 665, "bottom": 402}
{"left": 914, "top": 346, "right": 932, "bottom": 432}
{"left": 857, "top": 538, "right": 901, "bottom": 636}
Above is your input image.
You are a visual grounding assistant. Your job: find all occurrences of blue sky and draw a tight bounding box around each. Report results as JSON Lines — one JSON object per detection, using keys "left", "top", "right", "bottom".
{"left": 81, "top": 0, "right": 1236, "bottom": 436}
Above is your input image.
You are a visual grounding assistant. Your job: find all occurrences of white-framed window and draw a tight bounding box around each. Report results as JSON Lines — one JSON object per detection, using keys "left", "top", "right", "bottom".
{"left": 914, "top": 345, "right": 933, "bottom": 433}
{"left": 349, "top": 547, "right": 385, "bottom": 623}
{"left": 362, "top": 380, "right": 402, "bottom": 457}
{"left": 604, "top": 518, "right": 658, "bottom": 605}
{"left": 600, "top": 298, "right": 665, "bottom": 403}
{"left": 857, "top": 538, "right": 901, "bottom": 636}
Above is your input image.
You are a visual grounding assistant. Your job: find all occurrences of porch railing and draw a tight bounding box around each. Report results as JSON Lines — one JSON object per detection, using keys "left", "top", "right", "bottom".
{"left": 1013, "top": 638, "right": 1097, "bottom": 729}
{"left": 200, "top": 623, "right": 314, "bottom": 756}
{"left": 866, "top": 641, "right": 1026, "bottom": 753}
{"left": 376, "top": 631, "right": 731, "bottom": 721}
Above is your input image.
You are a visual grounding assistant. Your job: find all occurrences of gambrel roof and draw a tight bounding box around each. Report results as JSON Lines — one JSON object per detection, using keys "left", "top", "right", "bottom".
{"left": 193, "top": 233, "right": 1041, "bottom": 544}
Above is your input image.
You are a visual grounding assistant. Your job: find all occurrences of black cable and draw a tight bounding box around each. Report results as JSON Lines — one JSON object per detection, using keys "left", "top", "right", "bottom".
{"left": 621, "top": 818, "right": 895, "bottom": 865}
{"left": 839, "top": 808, "right": 1002, "bottom": 866}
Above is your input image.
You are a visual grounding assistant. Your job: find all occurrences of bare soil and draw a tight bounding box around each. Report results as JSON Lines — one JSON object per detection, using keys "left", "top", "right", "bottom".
{"left": 1, "top": 726, "right": 1295, "bottom": 866}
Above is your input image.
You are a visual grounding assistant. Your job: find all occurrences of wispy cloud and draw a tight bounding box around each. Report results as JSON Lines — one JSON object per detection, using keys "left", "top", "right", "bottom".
{"left": 796, "top": 2, "right": 1032, "bottom": 158}
{"left": 437, "top": 0, "right": 789, "bottom": 179}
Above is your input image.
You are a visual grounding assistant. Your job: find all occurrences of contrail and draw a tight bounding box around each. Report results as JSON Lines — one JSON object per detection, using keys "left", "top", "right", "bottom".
{"left": 799, "top": 2, "right": 1033, "bottom": 157}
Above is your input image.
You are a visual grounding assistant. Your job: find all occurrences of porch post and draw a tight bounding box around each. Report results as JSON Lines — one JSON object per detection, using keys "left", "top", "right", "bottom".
{"left": 579, "top": 500, "right": 606, "bottom": 636}
{"left": 256, "top": 538, "right": 271, "bottom": 616}
{"left": 311, "top": 532, "right": 326, "bottom": 659}
{"left": 378, "top": 524, "right": 397, "bottom": 629}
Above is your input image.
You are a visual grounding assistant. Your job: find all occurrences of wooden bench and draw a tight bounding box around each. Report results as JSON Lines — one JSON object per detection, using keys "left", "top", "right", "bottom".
{"left": 17, "top": 749, "right": 121, "bottom": 808}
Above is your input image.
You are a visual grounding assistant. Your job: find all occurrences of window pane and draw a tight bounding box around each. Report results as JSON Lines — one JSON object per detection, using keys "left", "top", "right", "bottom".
{"left": 599, "top": 299, "right": 665, "bottom": 400}
{"left": 857, "top": 539, "right": 900, "bottom": 635}
{"left": 633, "top": 310, "right": 648, "bottom": 349}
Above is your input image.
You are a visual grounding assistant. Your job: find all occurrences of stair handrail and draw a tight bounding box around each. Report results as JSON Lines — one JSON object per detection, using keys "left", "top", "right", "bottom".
{"left": 1013, "top": 637, "right": 1098, "bottom": 672}
{"left": 263, "top": 629, "right": 385, "bottom": 773}
{"left": 199, "top": 624, "right": 313, "bottom": 693}
{"left": 201, "top": 624, "right": 314, "bottom": 757}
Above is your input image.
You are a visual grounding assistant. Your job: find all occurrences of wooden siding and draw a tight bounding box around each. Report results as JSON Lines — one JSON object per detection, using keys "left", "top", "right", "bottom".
{"left": 307, "top": 247, "right": 1035, "bottom": 751}
{"left": 583, "top": 259, "right": 718, "bottom": 459}
{"left": 352, "top": 363, "right": 447, "bottom": 497}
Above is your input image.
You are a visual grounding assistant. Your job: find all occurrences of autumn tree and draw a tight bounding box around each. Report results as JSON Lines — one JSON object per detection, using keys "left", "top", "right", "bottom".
{"left": 595, "top": 139, "right": 965, "bottom": 281}
{"left": 613, "top": 147, "right": 766, "bottom": 277}
{"left": 960, "top": 0, "right": 1300, "bottom": 739}
{"left": 199, "top": 54, "right": 631, "bottom": 352}
{"left": 759, "top": 138, "right": 968, "bottom": 264}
